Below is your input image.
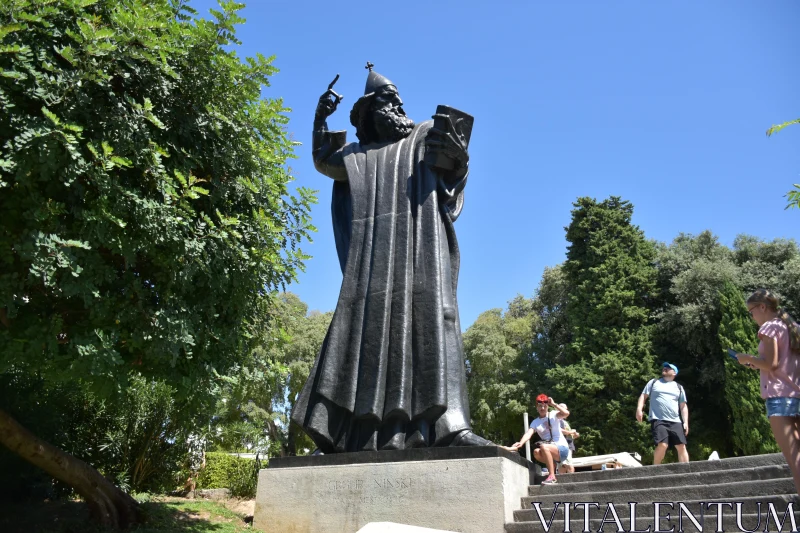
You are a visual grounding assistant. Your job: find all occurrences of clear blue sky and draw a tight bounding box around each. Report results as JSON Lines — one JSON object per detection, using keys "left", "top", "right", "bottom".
{"left": 194, "top": 0, "right": 799, "bottom": 327}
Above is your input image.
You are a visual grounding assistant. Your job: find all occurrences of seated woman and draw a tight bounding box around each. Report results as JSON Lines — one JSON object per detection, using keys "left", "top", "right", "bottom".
{"left": 511, "top": 394, "right": 570, "bottom": 485}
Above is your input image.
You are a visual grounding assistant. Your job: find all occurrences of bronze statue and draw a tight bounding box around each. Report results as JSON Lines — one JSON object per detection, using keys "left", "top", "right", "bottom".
{"left": 291, "top": 63, "right": 491, "bottom": 453}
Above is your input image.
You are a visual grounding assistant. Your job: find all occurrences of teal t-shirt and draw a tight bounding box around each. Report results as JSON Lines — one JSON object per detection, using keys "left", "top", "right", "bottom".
{"left": 643, "top": 378, "right": 686, "bottom": 423}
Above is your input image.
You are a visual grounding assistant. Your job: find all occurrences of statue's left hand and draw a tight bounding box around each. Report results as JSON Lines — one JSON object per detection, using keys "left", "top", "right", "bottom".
{"left": 425, "top": 113, "right": 469, "bottom": 171}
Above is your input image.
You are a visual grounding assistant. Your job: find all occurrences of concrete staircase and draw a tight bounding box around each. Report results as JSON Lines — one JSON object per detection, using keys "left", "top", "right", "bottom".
{"left": 506, "top": 453, "right": 799, "bottom": 532}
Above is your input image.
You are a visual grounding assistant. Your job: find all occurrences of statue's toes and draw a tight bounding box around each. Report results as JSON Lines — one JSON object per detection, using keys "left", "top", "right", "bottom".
{"left": 450, "top": 430, "right": 494, "bottom": 447}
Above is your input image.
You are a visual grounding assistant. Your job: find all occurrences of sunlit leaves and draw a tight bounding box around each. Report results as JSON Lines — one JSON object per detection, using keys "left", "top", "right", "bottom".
{"left": 0, "top": 0, "right": 315, "bottom": 420}
{"left": 766, "top": 118, "right": 800, "bottom": 138}
{"left": 786, "top": 184, "right": 800, "bottom": 211}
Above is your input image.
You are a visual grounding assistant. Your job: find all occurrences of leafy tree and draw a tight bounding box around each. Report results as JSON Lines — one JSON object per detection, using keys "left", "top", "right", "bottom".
{"left": 717, "top": 280, "right": 778, "bottom": 455}
{"left": 281, "top": 303, "right": 331, "bottom": 455}
{"left": 547, "top": 197, "right": 656, "bottom": 457}
{"left": 652, "top": 233, "right": 798, "bottom": 459}
{"left": 463, "top": 222, "right": 798, "bottom": 459}
{"left": 524, "top": 266, "right": 570, "bottom": 387}
{"left": 211, "top": 293, "right": 330, "bottom": 457}
{"left": 765, "top": 118, "right": 800, "bottom": 209}
{"left": 733, "top": 235, "right": 800, "bottom": 313}
{"left": 0, "top": 0, "right": 313, "bottom": 526}
{"left": 652, "top": 232, "right": 738, "bottom": 458}
{"left": 463, "top": 304, "right": 531, "bottom": 444}
{"left": 786, "top": 185, "right": 800, "bottom": 210}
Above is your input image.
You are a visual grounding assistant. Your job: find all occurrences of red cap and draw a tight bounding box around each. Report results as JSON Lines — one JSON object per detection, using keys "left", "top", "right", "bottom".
{"left": 536, "top": 394, "right": 549, "bottom": 403}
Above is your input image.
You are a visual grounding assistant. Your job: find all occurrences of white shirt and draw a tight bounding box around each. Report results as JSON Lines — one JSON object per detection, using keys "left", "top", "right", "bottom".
{"left": 529, "top": 411, "right": 568, "bottom": 447}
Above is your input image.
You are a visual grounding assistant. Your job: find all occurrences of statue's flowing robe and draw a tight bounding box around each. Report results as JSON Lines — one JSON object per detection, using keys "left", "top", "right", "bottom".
{"left": 291, "top": 121, "right": 472, "bottom": 453}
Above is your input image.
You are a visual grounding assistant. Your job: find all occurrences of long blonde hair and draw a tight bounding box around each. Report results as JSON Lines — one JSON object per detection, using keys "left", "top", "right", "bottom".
{"left": 746, "top": 289, "right": 800, "bottom": 352}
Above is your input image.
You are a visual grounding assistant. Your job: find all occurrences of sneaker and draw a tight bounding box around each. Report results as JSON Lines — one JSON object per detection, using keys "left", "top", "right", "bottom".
{"left": 541, "top": 475, "right": 557, "bottom": 485}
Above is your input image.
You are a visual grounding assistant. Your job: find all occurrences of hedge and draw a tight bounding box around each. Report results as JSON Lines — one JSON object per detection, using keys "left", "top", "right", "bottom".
{"left": 196, "top": 452, "right": 263, "bottom": 498}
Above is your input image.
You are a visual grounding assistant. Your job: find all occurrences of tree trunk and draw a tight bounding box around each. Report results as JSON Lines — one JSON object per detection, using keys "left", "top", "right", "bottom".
{"left": 0, "top": 407, "right": 142, "bottom": 529}
{"left": 287, "top": 424, "right": 296, "bottom": 456}
{"left": 264, "top": 418, "right": 287, "bottom": 457}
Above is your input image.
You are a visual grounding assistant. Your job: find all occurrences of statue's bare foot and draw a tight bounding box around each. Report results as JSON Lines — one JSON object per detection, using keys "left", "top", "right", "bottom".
{"left": 449, "top": 430, "right": 494, "bottom": 447}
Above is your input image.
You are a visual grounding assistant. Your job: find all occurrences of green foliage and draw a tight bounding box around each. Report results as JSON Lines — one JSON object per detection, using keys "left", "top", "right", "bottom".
{"left": 0, "top": 372, "right": 193, "bottom": 497}
{"left": 717, "top": 280, "right": 778, "bottom": 455}
{"left": 280, "top": 300, "right": 331, "bottom": 455}
{"left": 210, "top": 293, "right": 330, "bottom": 457}
{"left": 463, "top": 305, "right": 530, "bottom": 444}
{"left": 651, "top": 232, "right": 800, "bottom": 458}
{"left": 0, "top": 372, "right": 93, "bottom": 499}
{"left": 786, "top": 184, "right": 800, "bottom": 211}
{"left": 0, "top": 0, "right": 315, "bottom": 505}
{"left": 462, "top": 210, "right": 799, "bottom": 460}
{"left": 96, "top": 375, "right": 199, "bottom": 493}
{"left": 196, "top": 452, "right": 261, "bottom": 498}
{"left": 495, "top": 266, "right": 572, "bottom": 444}
{"left": 0, "top": 0, "right": 315, "bottom": 407}
{"left": 652, "top": 231, "right": 737, "bottom": 458}
{"left": 734, "top": 235, "right": 800, "bottom": 309}
{"left": 547, "top": 197, "right": 656, "bottom": 456}
{"left": 524, "top": 266, "right": 570, "bottom": 382}
{"left": 765, "top": 118, "right": 799, "bottom": 210}
{"left": 766, "top": 118, "right": 800, "bottom": 137}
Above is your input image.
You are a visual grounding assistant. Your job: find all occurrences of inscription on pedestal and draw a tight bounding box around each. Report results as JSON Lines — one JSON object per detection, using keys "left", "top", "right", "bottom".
{"left": 321, "top": 477, "right": 414, "bottom": 505}
{"left": 255, "top": 456, "right": 530, "bottom": 533}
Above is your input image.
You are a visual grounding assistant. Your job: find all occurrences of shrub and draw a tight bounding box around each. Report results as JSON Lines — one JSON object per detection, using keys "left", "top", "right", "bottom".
{"left": 196, "top": 452, "right": 263, "bottom": 498}
{"left": 98, "top": 375, "right": 201, "bottom": 494}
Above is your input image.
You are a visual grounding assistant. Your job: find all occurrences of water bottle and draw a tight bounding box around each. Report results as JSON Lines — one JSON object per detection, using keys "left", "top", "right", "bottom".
{"left": 601, "top": 464, "right": 607, "bottom": 471}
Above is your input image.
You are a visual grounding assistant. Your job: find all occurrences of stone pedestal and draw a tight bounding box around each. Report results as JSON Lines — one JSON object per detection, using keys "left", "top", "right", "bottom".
{"left": 357, "top": 523, "right": 456, "bottom": 533}
{"left": 253, "top": 446, "right": 532, "bottom": 533}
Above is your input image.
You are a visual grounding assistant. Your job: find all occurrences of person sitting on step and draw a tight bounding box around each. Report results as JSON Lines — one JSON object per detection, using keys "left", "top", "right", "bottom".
{"left": 558, "top": 403, "right": 579, "bottom": 474}
{"left": 511, "top": 394, "right": 570, "bottom": 485}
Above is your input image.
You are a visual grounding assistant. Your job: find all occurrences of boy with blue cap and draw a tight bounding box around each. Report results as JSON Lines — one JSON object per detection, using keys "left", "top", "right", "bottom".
{"left": 636, "top": 362, "right": 690, "bottom": 464}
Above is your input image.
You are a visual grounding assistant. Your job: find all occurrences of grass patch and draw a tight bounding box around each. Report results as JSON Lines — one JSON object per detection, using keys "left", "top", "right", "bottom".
{"left": 0, "top": 497, "right": 256, "bottom": 533}
{"left": 136, "top": 498, "right": 251, "bottom": 533}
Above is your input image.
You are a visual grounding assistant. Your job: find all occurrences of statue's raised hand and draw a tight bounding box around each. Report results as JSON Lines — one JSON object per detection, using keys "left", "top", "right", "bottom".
{"left": 315, "top": 75, "right": 344, "bottom": 121}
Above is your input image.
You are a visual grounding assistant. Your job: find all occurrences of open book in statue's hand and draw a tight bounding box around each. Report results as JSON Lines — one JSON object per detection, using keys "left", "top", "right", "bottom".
{"left": 425, "top": 105, "right": 474, "bottom": 173}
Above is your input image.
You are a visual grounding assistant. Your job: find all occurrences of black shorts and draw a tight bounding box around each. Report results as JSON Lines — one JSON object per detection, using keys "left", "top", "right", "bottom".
{"left": 651, "top": 420, "right": 687, "bottom": 446}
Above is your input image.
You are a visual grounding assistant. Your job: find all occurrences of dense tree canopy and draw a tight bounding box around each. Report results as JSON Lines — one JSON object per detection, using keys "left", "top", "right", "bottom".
{"left": 547, "top": 197, "right": 656, "bottom": 456}
{"left": 464, "top": 200, "right": 799, "bottom": 463}
{"left": 210, "top": 292, "right": 330, "bottom": 457}
{"left": 463, "top": 305, "right": 529, "bottom": 444}
{"left": 0, "top": 0, "right": 314, "bottom": 526}
{"left": 0, "top": 0, "right": 314, "bottom": 401}
{"left": 717, "top": 280, "right": 777, "bottom": 455}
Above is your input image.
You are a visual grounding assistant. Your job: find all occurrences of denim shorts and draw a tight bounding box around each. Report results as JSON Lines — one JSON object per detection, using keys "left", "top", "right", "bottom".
{"left": 538, "top": 442, "right": 570, "bottom": 463}
{"left": 765, "top": 397, "right": 800, "bottom": 417}
{"left": 557, "top": 444, "right": 570, "bottom": 462}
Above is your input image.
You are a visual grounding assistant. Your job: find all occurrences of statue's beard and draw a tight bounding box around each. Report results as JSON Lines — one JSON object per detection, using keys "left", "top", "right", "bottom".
{"left": 373, "top": 106, "right": 415, "bottom": 143}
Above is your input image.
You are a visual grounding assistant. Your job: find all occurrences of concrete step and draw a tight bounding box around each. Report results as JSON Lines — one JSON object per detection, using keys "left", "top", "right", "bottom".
{"left": 529, "top": 464, "right": 791, "bottom": 496}
{"left": 555, "top": 453, "right": 785, "bottom": 485}
{"left": 521, "top": 477, "right": 797, "bottom": 508}
{"left": 515, "top": 494, "right": 800, "bottom": 522}
{"left": 506, "top": 512, "right": 800, "bottom": 533}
